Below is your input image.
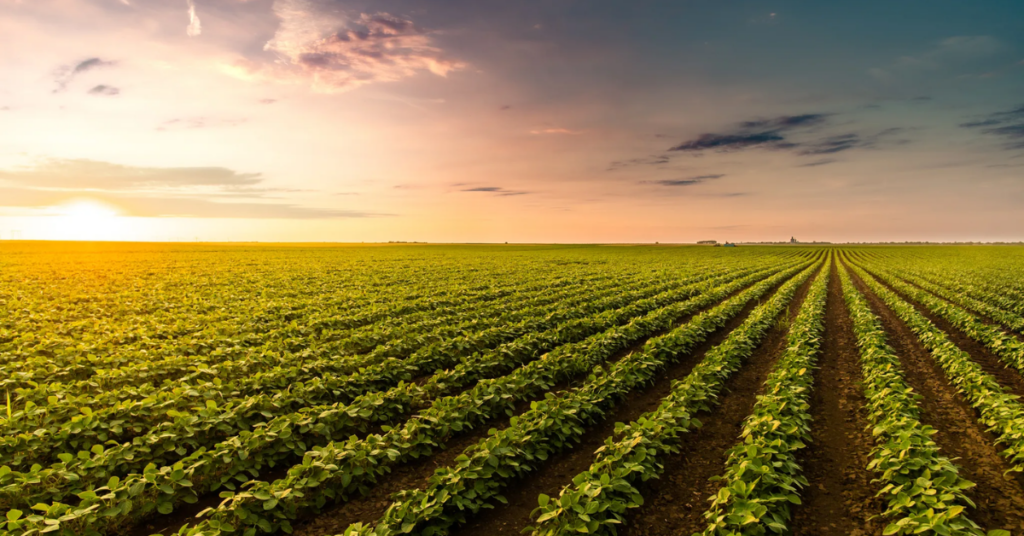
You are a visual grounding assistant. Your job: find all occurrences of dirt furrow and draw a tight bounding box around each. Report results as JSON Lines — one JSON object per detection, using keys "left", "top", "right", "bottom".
{"left": 789, "top": 260, "right": 884, "bottom": 536}
{"left": 846, "top": 263, "right": 1024, "bottom": 533}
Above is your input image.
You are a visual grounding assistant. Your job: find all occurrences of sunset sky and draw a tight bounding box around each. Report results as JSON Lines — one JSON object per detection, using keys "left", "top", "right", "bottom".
{"left": 1, "top": 0, "right": 1023, "bottom": 243}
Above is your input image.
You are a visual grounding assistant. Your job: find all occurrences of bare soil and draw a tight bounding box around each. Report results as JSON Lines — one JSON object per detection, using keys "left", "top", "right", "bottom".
{"left": 789, "top": 260, "right": 885, "bottom": 536}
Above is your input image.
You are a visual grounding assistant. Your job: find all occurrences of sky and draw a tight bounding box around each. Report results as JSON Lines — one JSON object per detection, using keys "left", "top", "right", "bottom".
{"left": 1, "top": 0, "right": 1023, "bottom": 243}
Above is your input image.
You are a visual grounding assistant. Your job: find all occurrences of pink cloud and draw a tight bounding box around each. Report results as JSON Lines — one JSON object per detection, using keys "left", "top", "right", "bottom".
{"left": 529, "top": 128, "right": 579, "bottom": 135}
{"left": 226, "top": 0, "right": 464, "bottom": 93}
{"left": 186, "top": 0, "right": 201, "bottom": 37}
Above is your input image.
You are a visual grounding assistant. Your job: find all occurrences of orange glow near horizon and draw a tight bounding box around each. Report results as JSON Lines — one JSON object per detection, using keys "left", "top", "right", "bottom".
{"left": 50, "top": 199, "right": 124, "bottom": 241}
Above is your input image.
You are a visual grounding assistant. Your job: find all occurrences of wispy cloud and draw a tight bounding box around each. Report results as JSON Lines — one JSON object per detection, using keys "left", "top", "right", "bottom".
{"left": 669, "top": 114, "right": 828, "bottom": 153}
{"left": 53, "top": 57, "right": 115, "bottom": 92}
{"left": 668, "top": 114, "right": 906, "bottom": 156}
{"left": 0, "top": 159, "right": 263, "bottom": 191}
{"left": 530, "top": 128, "right": 578, "bottom": 135}
{"left": 461, "top": 186, "right": 530, "bottom": 196}
{"left": 798, "top": 159, "right": 838, "bottom": 167}
{"left": 186, "top": 0, "right": 201, "bottom": 37}
{"left": 607, "top": 155, "right": 671, "bottom": 170}
{"left": 157, "top": 117, "right": 247, "bottom": 130}
{"left": 87, "top": 84, "right": 119, "bottom": 96}
{"left": 960, "top": 105, "right": 1024, "bottom": 150}
{"left": 0, "top": 159, "right": 369, "bottom": 219}
{"left": 641, "top": 174, "right": 725, "bottom": 187}
{"left": 670, "top": 132, "right": 789, "bottom": 152}
{"left": 871, "top": 36, "right": 1001, "bottom": 81}
{"left": 0, "top": 187, "right": 375, "bottom": 219}
{"left": 226, "top": 1, "right": 464, "bottom": 93}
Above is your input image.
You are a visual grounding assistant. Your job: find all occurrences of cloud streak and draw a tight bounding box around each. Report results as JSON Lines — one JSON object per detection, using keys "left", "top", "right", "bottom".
{"left": 54, "top": 57, "right": 115, "bottom": 92}
{"left": 0, "top": 159, "right": 373, "bottom": 219}
{"left": 0, "top": 159, "right": 263, "bottom": 191}
{"left": 669, "top": 114, "right": 828, "bottom": 153}
{"left": 641, "top": 174, "right": 725, "bottom": 187}
{"left": 960, "top": 105, "right": 1024, "bottom": 150}
{"left": 461, "top": 186, "right": 530, "bottom": 196}
{"left": 668, "top": 114, "right": 906, "bottom": 156}
{"left": 0, "top": 188, "right": 375, "bottom": 219}
{"left": 87, "top": 84, "right": 119, "bottom": 96}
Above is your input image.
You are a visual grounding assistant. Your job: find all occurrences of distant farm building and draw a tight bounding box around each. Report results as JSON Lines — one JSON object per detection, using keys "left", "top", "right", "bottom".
{"left": 697, "top": 240, "right": 718, "bottom": 245}
{"left": 790, "top": 236, "right": 799, "bottom": 243}
{"left": 723, "top": 242, "right": 737, "bottom": 248}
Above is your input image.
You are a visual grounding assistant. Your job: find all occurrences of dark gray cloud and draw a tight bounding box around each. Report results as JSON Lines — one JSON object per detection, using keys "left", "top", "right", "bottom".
{"left": 799, "top": 133, "right": 861, "bottom": 155}
{"left": 607, "top": 155, "right": 671, "bottom": 170}
{"left": 670, "top": 132, "right": 789, "bottom": 152}
{"left": 54, "top": 57, "right": 115, "bottom": 92}
{"left": 960, "top": 105, "right": 1024, "bottom": 149}
{"left": 87, "top": 85, "right": 119, "bottom": 96}
{"left": 668, "top": 114, "right": 907, "bottom": 157}
{"left": 798, "top": 159, "right": 839, "bottom": 167}
{"left": 461, "top": 186, "right": 530, "bottom": 196}
{"left": 641, "top": 174, "right": 725, "bottom": 187}
{"left": 960, "top": 119, "right": 1002, "bottom": 128}
{"left": 737, "top": 114, "right": 830, "bottom": 130}
{"left": 669, "top": 113, "right": 829, "bottom": 153}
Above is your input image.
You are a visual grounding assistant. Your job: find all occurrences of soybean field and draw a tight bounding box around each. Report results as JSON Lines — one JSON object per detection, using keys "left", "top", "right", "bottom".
{"left": 4, "top": 242, "right": 1024, "bottom": 536}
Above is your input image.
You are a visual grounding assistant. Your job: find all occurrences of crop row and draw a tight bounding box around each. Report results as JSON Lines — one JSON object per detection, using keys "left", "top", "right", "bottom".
{"left": 847, "top": 250, "right": 1024, "bottom": 333}
{"left": 855, "top": 262, "right": 1024, "bottom": 375}
{"left": 837, "top": 258, "right": 984, "bottom": 535}
{"left": 696, "top": 255, "right": 830, "bottom": 535}
{"left": 334, "top": 260, "right": 819, "bottom": 536}
{"left": 846, "top": 261, "right": 1024, "bottom": 474}
{"left": 897, "top": 269, "right": 1024, "bottom": 333}
{"left": 848, "top": 250, "right": 1024, "bottom": 320}
{"left": 528, "top": 259, "right": 822, "bottom": 536}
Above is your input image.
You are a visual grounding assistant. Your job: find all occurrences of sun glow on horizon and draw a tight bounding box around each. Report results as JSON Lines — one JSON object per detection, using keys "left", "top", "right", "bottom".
{"left": 51, "top": 199, "right": 124, "bottom": 241}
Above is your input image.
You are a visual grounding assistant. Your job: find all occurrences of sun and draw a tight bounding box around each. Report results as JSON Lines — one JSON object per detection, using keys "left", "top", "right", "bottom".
{"left": 53, "top": 199, "right": 123, "bottom": 241}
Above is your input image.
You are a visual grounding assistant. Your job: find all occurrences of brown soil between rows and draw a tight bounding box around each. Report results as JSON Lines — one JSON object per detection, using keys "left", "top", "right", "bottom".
{"left": 789, "top": 259, "right": 885, "bottom": 536}
{"left": 845, "top": 262, "right": 1024, "bottom": 533}
{"left": 864, "top": 266, "right": 1024, "bottom": 397}
{"left": 613, "top": 264, "right": 818, "bottom": 536}
{"left": 288, "top": 267, "right": 806, "bottom": 536}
